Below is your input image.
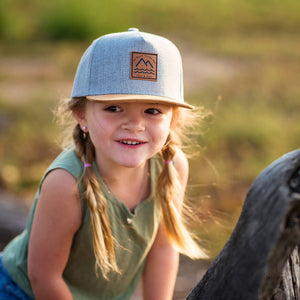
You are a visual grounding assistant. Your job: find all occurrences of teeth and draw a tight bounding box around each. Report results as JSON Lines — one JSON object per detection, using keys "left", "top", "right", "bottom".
{"left": 120, "top": 140, "right": 142, "bottom": 145}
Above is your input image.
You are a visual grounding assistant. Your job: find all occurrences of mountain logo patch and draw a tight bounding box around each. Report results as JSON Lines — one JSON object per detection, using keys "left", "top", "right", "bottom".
{"left": 131, "top": 52, "right": 157, "bottom": 81}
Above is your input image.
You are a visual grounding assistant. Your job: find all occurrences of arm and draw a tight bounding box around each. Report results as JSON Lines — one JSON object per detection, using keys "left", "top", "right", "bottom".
{"left": 142, "top": 149, "right": 189, "bottom": 300}
{"left": 142, "top": 221, "right": 180, "bottom": 300}
{"left": 28, "top": 169, "right": 82, "bottom": 300}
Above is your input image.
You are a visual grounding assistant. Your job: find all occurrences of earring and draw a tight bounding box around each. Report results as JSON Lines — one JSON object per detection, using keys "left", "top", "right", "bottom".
{"left": 82, "top": 126, "right": 87, "bottom": 140}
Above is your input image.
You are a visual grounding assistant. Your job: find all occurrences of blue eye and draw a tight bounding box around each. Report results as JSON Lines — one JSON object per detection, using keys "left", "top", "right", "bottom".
{"left": 145, "top": 108, "right": 161, "bottom": 115}
{"left": 104, "top": 105, "right": 122, "bottom": 112}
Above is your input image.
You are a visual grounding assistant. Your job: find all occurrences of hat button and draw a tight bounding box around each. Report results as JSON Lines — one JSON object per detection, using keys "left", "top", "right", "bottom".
{"left": 128, "top": 28, "right": 139, "bottom": 32}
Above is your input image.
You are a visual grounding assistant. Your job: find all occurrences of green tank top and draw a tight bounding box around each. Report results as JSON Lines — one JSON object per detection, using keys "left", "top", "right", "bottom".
{"left": 2, "top": 148, "right": 162, "bottom": 300}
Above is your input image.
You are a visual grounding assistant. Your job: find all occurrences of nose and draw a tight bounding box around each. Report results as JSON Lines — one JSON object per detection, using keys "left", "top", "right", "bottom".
{"left": 121, "top": 112, "right": 145, "bottom": 132}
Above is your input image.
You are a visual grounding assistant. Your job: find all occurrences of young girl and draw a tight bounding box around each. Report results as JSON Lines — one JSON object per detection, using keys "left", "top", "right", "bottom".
{"left": 0, "top": 28, "right": 207, "bottom": 300}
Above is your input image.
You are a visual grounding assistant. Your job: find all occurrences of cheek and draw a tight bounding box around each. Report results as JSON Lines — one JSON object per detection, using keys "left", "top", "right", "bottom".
{"left": 87, "top": 120, "right": 110, "bottom": 146}
{"left": 87, "top": 113, "right": 114, "bottom": 135}
{"left": 160, "top": 117, "right": 173, "bottom": 145}
{"left": 153, "top": 122, "right": 171, "bottom": 145}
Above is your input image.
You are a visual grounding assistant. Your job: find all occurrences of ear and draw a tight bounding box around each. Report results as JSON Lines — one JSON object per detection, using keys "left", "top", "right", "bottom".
{"left": 73, "top": 107, "right": 87, "bottom": 129}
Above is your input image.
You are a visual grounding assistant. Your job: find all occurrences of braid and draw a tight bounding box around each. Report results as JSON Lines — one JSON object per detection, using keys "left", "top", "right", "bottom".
{"left": 157, "top": 133, "right": 207, "bottom": 259}
{"left": 157, "top": 133, "right": 182, "bottom": 239}
{"left": 73, "top": 124, "right": 119, "bottom": 278}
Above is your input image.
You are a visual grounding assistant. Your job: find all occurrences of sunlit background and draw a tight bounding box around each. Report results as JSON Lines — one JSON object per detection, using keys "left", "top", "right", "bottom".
{"left": 1, "top": 0, "right": 300, "bottom": 297}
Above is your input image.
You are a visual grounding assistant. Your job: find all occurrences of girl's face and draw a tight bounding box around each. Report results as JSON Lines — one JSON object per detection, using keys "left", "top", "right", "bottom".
{"left": 76, "top": 101, "right": 174, "bottom": 171}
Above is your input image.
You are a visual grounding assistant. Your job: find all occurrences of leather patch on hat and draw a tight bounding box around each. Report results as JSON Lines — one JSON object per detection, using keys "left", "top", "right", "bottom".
{"left": 130, "top": 52, "right": 157, "bottom": 81}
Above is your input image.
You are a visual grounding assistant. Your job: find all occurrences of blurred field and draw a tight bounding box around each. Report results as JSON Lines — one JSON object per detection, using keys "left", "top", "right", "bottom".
{"left": 1, "top": 0, "right": 300, "bottom": 265}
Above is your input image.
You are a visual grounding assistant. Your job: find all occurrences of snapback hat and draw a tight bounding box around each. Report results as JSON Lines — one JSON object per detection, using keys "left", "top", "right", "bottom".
{"left": 71, "top": 28, "right": 193, "bottom": 109}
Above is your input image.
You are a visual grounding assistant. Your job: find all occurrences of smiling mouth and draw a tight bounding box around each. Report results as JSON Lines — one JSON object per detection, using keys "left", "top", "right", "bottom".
{"left": 119, "top": 140, "right": 144, "bottom": 145}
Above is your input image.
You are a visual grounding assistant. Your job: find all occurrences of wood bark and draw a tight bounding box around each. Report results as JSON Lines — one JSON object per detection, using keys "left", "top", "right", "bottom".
{"left": 187, "top": 149, "right": 300, "bottom": 300}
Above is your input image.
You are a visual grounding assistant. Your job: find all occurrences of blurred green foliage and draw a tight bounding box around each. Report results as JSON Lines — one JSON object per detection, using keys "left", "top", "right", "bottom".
{"left": 1, "top": 0, "right": 300, "bottom": 42}
{"left": 0, "top": 0, "right": 299, "bottom": 257}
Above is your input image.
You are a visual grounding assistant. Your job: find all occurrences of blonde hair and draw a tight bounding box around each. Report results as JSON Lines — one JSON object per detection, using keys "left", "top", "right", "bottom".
{"left": 56, "top": 97, "right": 208, "bottom": 278}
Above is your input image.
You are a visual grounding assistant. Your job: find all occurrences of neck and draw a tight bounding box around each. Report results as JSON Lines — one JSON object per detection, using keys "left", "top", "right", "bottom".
{"left": 96, "top": 157, "right": 148, "bottom": 185}
{"left": 95, "top": 156, "right": 151, "bottom": 207}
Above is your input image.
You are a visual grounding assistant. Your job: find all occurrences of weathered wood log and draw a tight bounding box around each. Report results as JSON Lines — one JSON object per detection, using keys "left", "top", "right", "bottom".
{"left": 0, "top": 194, "right": 28, "bottom": 251}
{"left": 187, "top": 149, "right": 300, "bottom": 300}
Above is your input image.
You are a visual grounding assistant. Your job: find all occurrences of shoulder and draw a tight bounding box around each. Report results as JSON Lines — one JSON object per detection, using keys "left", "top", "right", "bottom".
{"left": 45, "top": 147, "right": 84, "bottom": 181}
{"left": 40, "top": 168, "right": 81, "bottom": 214}
{"left": 42, "top": 168, "right": 78, "bottom": 194}
{"left": 38, "top": 168, "right": 82, "bottom": 230}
